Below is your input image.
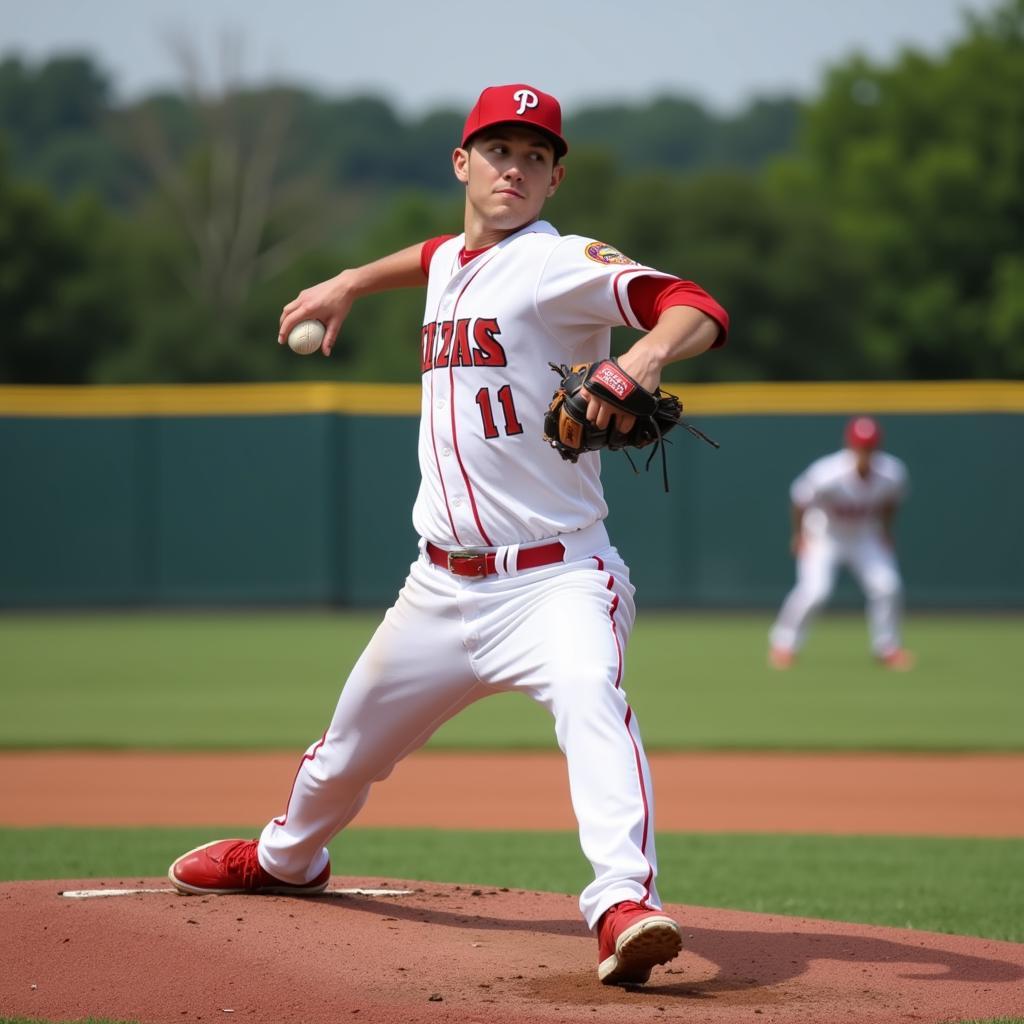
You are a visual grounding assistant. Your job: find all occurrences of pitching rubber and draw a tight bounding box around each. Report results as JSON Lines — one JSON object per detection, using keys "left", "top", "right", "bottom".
{"left": 598, "top": 913, "right": 683, "bottom": 985}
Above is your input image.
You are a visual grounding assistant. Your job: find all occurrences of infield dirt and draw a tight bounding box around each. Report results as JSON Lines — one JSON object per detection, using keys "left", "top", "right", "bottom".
{"left": 5, "top": 749, "right": 1024, "bottom": 834}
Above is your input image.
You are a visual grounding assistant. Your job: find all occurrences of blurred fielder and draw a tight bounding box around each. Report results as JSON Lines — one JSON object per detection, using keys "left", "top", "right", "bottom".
{"left": 769, "top": 415, "right": 913, "bottom": 670}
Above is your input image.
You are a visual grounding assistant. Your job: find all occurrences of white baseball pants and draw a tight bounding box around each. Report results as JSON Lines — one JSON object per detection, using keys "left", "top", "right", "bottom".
{"left": 258, "top": 537, "right": 662, "bottom": 928}
{"left": 770, "top": 532, "right": 904, "bottom": 656}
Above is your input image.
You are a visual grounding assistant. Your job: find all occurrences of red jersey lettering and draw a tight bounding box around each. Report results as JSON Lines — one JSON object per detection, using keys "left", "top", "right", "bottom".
{"left": 421, "top": 317, "right": 508, "bottom": 372}
{"left": 420, "top": 322, "right": 438, "bottom": 372}
{"left": 472, "top": 318, "right": 507, "bottom": 367}
{"left": 450, "top": 319, "right": 474, "bottom": 367}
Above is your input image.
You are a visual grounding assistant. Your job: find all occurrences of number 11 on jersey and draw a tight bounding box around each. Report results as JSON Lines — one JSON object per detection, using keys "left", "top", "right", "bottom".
{"left": 475, "top": 385, "right": 524, "bottom": 439}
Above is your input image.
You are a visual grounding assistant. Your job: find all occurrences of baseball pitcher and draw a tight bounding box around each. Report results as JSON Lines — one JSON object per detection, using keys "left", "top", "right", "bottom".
{"left": 169, "top": 83, "right": 730, "bottom": 986}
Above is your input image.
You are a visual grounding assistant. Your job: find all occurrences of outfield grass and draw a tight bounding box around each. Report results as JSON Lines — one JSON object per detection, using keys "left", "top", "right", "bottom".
{"left": 3, "top": 611, "right": 1023, "bottom": 750}
{"left": 3, "top": 827, "right": 1021, "bottom": 943}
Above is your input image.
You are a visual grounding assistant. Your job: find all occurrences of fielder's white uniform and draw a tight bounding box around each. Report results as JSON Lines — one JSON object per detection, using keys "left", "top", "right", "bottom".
{"left": 769, "top": 448, "right": 909, "bottom": 657}
{"left": 258, "top": 221, "right": 700, "bottom": 928}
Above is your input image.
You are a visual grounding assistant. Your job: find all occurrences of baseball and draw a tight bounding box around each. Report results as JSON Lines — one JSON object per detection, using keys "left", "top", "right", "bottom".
{"left": 287, "top": 319, "right": 326, "bottom": 356}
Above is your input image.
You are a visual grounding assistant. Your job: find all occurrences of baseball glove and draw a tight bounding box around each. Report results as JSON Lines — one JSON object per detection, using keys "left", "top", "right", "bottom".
{"left": 543, "top": 358, "right": 719, "bottom": 490}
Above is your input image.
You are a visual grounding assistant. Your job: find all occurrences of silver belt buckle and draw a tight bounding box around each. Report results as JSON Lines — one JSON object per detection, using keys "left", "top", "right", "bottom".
{"left": 447, "top": 549, "right": 488, "bottom": 578}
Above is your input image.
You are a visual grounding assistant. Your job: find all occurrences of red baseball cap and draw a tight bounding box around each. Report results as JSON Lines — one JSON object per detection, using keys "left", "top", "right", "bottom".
{"left": 461, "top": 83, "right": 568, "bottom": 158}
{"left": 845, "top": 415, "right": 882, "bottom": 449}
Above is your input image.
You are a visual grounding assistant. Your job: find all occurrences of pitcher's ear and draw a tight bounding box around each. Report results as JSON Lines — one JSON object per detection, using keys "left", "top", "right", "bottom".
{"left": 547, "top": 163, "right": 566, "bottom": 197}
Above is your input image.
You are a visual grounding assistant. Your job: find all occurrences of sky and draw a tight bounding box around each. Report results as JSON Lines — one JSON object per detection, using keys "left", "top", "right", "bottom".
{"left": 0, "top": 0, "right": 1002, "bottom": 115}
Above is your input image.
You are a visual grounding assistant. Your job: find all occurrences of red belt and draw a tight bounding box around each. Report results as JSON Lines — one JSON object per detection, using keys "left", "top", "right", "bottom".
{"left": 426, "top": 541, "right": 566, "bottom": 579}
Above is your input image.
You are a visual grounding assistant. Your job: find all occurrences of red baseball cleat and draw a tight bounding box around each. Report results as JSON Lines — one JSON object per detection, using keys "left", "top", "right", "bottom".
{"left": 768, "top": 646, "right": 795, "bottom": 669}
{"left": 597, "top": 900, "right": 682, "bottom": 985}
{"left": 168, "top": 838, "right": 330, "bottom": 896}
{"left": 879, "top": 648, "right": 915, "bottom": 671}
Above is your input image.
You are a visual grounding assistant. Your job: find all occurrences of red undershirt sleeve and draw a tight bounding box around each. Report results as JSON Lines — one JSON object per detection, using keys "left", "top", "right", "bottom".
{"left": 627, "top": 275, "right": 730, "bottom": 347}
{"left": 420, "top": 234, "right": 458, "bottom": 278}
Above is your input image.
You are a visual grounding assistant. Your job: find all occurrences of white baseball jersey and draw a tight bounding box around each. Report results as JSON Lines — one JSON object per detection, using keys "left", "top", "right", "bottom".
{"left": 413, "top": 220, "right": 673, "bottom": 549}
{"left": 791, "top": 449, "right": 909, "bottom": 540}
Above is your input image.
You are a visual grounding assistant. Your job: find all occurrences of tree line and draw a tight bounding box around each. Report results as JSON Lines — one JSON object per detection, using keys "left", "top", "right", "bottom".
{"left": 1, "top": 0, "right": 1021, "bottom": 385}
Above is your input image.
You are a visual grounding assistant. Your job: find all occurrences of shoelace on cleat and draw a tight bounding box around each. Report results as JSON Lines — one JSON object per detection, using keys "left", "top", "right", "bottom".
{"left": 221, "top": 841, "right": 264, "bottom": 888}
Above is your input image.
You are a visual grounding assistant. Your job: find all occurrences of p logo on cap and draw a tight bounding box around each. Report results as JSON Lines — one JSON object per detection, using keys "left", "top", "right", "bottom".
{"left": 513, "top": 89, "right": 539, "bottom": 116}
{"left": 462, "top": 83, "right": 568, "bottom": 157}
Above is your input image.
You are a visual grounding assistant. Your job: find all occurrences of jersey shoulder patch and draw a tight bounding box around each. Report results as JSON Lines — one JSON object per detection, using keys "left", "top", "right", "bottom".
{"left": 583, "top": 240, "right": 637, "bottom": 266}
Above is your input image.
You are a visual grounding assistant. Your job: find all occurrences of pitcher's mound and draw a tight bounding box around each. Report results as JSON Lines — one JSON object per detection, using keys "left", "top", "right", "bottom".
{"left": 2, "top": 877, "right": 1022, "bottom": 1024}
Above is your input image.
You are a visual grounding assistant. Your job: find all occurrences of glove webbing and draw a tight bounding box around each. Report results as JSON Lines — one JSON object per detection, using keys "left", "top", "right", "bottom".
{"left": 623, "top": 415, "right": 720, "bottom": 492}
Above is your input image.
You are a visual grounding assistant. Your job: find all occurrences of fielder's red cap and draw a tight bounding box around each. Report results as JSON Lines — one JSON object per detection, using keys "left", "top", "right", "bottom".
{"left": 845, "top": 415, "right": 882, "bottom": 449}
{"left": 461, "top": 83, "right": 568, "bottom": 158}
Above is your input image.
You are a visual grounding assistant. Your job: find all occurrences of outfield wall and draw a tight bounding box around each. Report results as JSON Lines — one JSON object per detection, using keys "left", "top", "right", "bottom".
{"left": 1, "top": 381, "right": 1022, "bottom": 608}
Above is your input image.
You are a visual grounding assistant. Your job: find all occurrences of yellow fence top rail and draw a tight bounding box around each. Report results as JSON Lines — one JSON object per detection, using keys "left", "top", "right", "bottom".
{"left": 0, "top": 380, "right": 1022, "bottom": 418}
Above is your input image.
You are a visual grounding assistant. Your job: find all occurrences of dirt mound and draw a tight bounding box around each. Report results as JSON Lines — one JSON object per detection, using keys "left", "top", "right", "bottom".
{"left": 2, "top": 876, "right": 1022, "bottom": 1024}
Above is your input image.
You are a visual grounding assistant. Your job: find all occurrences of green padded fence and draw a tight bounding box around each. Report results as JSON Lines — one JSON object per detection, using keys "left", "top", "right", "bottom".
{"left": 2, "top": 382, "right": 1021, "bottom": 608}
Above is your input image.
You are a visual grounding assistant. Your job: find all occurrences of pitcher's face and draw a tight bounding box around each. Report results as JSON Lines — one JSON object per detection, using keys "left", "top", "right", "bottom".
{"left": 454, "top": 126, "right": 564, "bottom": 237}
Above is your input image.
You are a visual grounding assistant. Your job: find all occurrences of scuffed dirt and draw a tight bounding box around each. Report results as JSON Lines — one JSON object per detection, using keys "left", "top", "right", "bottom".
{"left": 2, "top": 877, "right": 1022, "bottom": 1024}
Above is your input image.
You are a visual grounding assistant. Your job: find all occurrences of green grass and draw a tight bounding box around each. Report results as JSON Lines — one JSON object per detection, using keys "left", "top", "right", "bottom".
{"left": 2, "top": 611, "right": 1023, "bottom": 750}
{"left": 3, "top": 827, "right": 1021, "bottom": 943}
